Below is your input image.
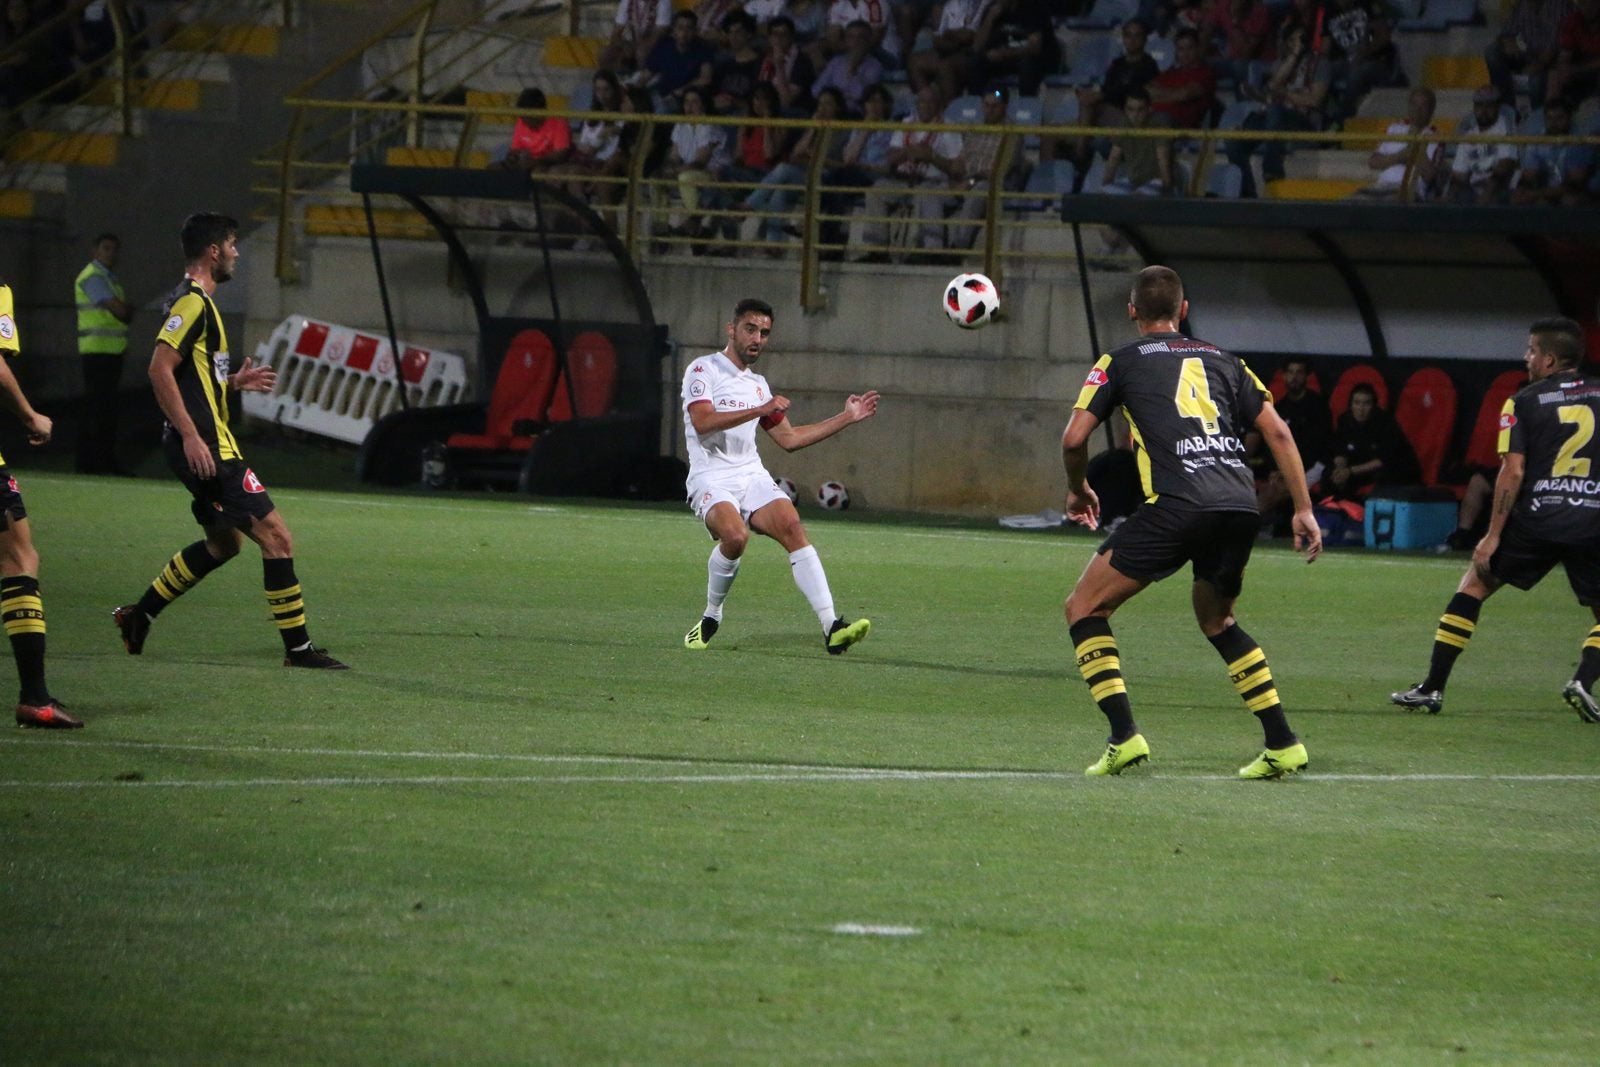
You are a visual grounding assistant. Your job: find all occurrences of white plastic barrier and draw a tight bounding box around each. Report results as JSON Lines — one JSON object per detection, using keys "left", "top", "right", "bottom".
{"left": 245, "top": 317, "right": 470, "bottom": 445}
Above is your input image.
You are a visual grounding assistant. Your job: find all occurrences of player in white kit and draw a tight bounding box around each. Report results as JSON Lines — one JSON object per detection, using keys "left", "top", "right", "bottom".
{"left": 682, "top": 298, "right": 880, "bottom": 654}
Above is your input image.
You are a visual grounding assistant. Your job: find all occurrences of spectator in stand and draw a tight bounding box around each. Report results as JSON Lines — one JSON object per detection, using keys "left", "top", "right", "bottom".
{"left": 1447, "top": 85, "right": 1519, "bottom": 203}
{"left": 907, "top": 0, "right": 993, "bottom": 104}
{"left": 823, "top": 81, "right": 895, "bottom": 247}
{"left": 726, "top": 81, "right": 794, "bottom": 211}
{"left": 824, "top": 0, "right": 901, "bottom": 67}
{"left": 758, "top": 15, "right": 817, "bottom": 115}
{"left": 1514, "top": 95, "right": 1595, "bottom": 203}
{"left": 601, "top": 0, "right": 671, "bottom": 75}
{"left": 643, "top": 10, "right": 716, "bottom": 112}
{"left": 1359, "top": 86, "right": 1443, "bottom": 199}
{"left": 660, "top": 85, "right": 732, "bottom": 244}
{"left": 1323, "top": 0, "right": 1403, "bottom": 123}
{"left": 812, "top": 18, "right": 884, "bottom": 112}
{"left": 783, "top": 0, "right": 830, "bottom": 54}
{"left": 1325, "top": 383, "right": 1419, "bottom": 500}
{"left": 1247, "top": 357, "right": 1331, "bottom": 531}
{"left": 893, "top": 0, "right": 940, "bottom": 69}
{"left": 1485, "top": 0, "right": 1571, "bottom": 110}
{"left": 744, "top": 0, "right": 790, "bottom": 29}
{"left": 741, "top": 87, "right": 849, "bottom": 247}
{"left": 1101, "top": 88, "right": 1178, "bottom": 194}
{"left": 693, "top": 0, "right": 743, "bottom": 50}
{"left": 1550, "top": 0, "right": 1600, "bottom": 104}
{"left": 1078, "top": 19, "right": 1161, "bottom": 127}
{"left": 1, "top": 0, "right": 74, "bottom": 113}
{"left": 856, "top": 82, "right": 962, "bottom": 262}
{"left": 1268, "top": 0, "right": 1326, "bottom": 76}
{"left": 930, "top": 84, "right": 1016, "bottom": 252}
{"left": 1206, "top": 0, "right": 1273, "bottom": 92}
{"left": 1224, "top": 23, "right": 1330, "bottom": 197}
{"left": 494, "top": 89, "right": 572, "bottom": 172}
{"left": 972, "top": 0, "right": 1061, "bottom": 99}
{"left": 1149, "top": 28, "right": 1218, "bottom": 129}
{"left": 567, "top": 70, "right": 630, "bottom": 208}
{"left": 712, "top": 10, "right": 764, "bottom": 114}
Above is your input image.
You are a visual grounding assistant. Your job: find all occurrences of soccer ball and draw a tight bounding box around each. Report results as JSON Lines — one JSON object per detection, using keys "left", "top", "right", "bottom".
{"left": 817, "top": 480, "right": 850, "bottom": 510}
{"left": 944, "top": 272, "right": 999, "bottom": 329}
{"left": 774, "top": 476, "right": 798, "bottom": 503}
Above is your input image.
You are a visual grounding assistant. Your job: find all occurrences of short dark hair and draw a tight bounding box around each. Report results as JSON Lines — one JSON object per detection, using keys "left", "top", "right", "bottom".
{"left": 94, "top": 232, "right": 119, "bottom": 247}
{"left": 179, "top": 212, "right": 238, "bottom": 262}
{"left": 1173, "top": 27, "right": 1200, "bottom": 44}
{"left": 767, "top": 15, "right": 795, "bottom": 33}
{"left": 1130, "top": 265, "right": 1183, "bottom": 322}
{"left": 672, "top": 9, "right": 696, "bottom": 27}
{"left": 1530, "top": 316, "right": 1585, "bottom": 367}
{"left": 722, "top": 10, "right": 755, "bottom": 34}
{"left": 516, "top": 87, "right": 546, "bottom": 110}
{"left": 1350, "top": 383, "right": 1378, "bottom": 403}
{"left": 734, "top": 297, "right": 774, "bottom": 321}
{"left": 1124, "top": 87, "right": 1151, "bottom": 105}
{"left": 1282, "top": 355, "right": 1311, "bottom": 373}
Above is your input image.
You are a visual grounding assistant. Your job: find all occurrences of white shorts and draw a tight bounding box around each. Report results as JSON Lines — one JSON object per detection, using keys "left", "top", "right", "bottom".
{"left": 688, "top": 467, "right": 786, "bottom": 524}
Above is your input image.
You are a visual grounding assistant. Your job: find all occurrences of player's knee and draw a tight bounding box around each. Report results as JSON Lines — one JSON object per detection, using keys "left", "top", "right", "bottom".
{"left": 719, "top": 529, "right": 749, "bottom": 557}
{"left": 4, "top": 543, "right": 39, "bottom": 576}
{"left": 1064, "top": 592, "right": 1107, "bottom": 624}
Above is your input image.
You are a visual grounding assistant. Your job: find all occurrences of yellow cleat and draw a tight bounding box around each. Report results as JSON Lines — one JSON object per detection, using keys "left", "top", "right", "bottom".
{"left": 684, "top": 616, "right": 719, "bottom": 650}
{"left": 1238, "top": 742, "right": 1308, "bottom": 780}
{"left": 1084, "top": 733, "right": 1150, "bottom": 777}
{"left": 825, "top": 617, "right": 870, "bottom": 655}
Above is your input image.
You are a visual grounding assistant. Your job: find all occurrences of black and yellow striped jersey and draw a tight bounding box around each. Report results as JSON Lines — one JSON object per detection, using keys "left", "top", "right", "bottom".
{"left": 1074, "top": 331, "right": 1269, "bottom": 511}
{"left": 1500, "top": 370, "right": 1600, "bottom": 544}
{"left": 0, "top": 281, "right": 17, "bottom": 468}
{"left": 156, "top": 278, "right": 240, "bottom": 461}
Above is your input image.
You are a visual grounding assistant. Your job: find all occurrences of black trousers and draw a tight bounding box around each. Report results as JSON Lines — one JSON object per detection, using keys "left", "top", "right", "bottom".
{"left": 76, "top": 351, "right": 124, "bottom": 474}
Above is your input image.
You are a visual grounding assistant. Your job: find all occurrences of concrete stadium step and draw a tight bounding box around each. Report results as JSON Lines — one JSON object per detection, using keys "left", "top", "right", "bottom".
{"left": 80, "top": 78, "right": 208, "bottom": 112}
{"left": 4, "top": 130, "right": 119, "bottom": 167}
{"left": 1361, "top": 87, "right": 1475, "bottom": 119}
{"left": 1283, "top": 149, "right": 1374, "bottom": 181}
{"left": 1263, "top": 178, "right": 1367, "bottom": 200}
{"left": 166, "top": 22, "right": 281, "bottom": 56}
{"left": 305, "top": 202, "right": 432, "bottom": 239}
{"left": 0, "top": 188, "right": 35, "bottom": 219}
{"left": 385, "top": 145, "right": 491, "bottom": 169}
{"left": 1, "top": 161, "right": 69, "bottom": 195}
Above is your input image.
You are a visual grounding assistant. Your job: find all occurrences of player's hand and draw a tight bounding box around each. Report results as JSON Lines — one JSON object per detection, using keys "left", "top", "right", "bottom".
{"left": 228, "top": 357, "right": 276, "bottom": 393}
{"left": 22, "top": 411, "right": 51, "bottom": 445}
{"left": 1065, "top": 485, "right": 1100, "bottom": 531}
{"left": 1290, "top": 507, "right": 1322, "bottom": 563}
{"left": 846, "top": 390, "right": 879, "bottom": 421}
{"left": 1471, "top": 532, "right": 1498, "bottom": 580}
{"left": 183, "top": 432, "right": 216, "bottom": 479}
{"left": 762, "top": 394, "right": 790, "bottom": 419}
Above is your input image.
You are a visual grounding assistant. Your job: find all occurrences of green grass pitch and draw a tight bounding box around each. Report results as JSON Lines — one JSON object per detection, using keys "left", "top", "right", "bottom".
{"left": 2, "top": 471, "right": 1597, "bottom": 1064}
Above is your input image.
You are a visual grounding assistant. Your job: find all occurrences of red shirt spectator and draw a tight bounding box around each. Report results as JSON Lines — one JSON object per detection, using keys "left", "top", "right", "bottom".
{"left": 1208, "top": 0, "right": 1273, "bottom": 61}
{"left": 511, "top": 115, "right": 571, "bottom": 159}
{"left": 1149, "top": 30, "right": 1219, "bottom": 128}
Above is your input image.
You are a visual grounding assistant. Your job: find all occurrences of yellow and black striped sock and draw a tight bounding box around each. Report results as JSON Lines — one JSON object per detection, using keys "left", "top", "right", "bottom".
{"left": 1422, "top": 592, "right": 1482, "bottom": 692}
{"left": 264, "top": 557, "right": 310, "bottom": 651}
{"left": 1070, "top": 617, "right": 1136, "bottom": 740}
{"left": 2, "top": 574, "right": 48, "bottom": 705}
{"left": 1574, "top": 624, "right": 1600, "bottom": 690}
{"left": 1208, "top": 623, "right": 1295, "bottom": 749}
{"left": 136, "top": 541, "right": 227, "bottom": 619}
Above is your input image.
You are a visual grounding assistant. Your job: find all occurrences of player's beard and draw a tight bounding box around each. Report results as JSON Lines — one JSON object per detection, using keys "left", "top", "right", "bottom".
{"left": 212, "top": 263, "right": 233, "bottom": 284}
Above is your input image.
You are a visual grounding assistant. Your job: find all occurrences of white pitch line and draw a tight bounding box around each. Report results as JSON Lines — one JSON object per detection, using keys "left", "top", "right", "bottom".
{"left": 0, "top": 770, "right": 1056, "bottom": 790}
{"left": 832, "top": 923, "right": 922, "bottom": 937}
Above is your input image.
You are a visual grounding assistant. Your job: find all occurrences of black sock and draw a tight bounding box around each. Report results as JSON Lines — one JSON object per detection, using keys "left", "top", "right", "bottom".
{"left": 1575, "top": 624, "right": 1600, "bottom": 690}
{"left": 1070, "top": 617, "right": 1137, "bottom": 741}
{"left": 1422, "top": 592, "right": 1482, "bottom": 692}
{"left": 264, "top": 557, "right": 310, "bottom": 652}
{"left": 1208, "top": 622, "right": 1296, "bottom": 749}
{"left": 2, "top": 575, "right": 48, "bottom": 705}
{"left": 137, "top": 540, "right": 227, "bottom": 619}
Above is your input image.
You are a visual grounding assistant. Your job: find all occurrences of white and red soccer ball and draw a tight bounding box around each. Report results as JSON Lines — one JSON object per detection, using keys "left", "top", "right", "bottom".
{"left": 816, "top": 480, "right": 850, "bottom": 510}
{"left": 944, "top": 272, "right": 999, "bottom": 329}
{"left": 773, "top": 476, "right": 799, "bottom": 503}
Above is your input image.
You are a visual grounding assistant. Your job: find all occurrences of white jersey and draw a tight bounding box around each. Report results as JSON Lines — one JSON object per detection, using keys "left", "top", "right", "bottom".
{"left": 682, "top": 351, "right": 778, "bottom": 480}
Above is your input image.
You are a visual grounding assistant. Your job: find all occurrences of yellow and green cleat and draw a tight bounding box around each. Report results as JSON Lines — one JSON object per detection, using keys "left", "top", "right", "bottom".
{"left": 684, "top": 616, "right": 719, "bottom": 650}
{"left": 825, "top": 617, "right": 871, "bottom": 655}
{"left": 1084, "top": 733, "right": 1150, "bottom": 777}
{"left": 1238, "top": 742, "right": 1308, "bottom": 780}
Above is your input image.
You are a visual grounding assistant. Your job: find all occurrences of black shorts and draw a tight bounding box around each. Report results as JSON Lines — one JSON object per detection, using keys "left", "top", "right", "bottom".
{"left": 163, "top": 432, "right": 276, "bottom": 531}
{"left": 0, "top": 467, "right": 26, "bottom": 530}
{"left": 1489, "top": 521, "right": 1600, "bottom": 605}
{"left": 1099, "top": 505, "right": 1259, "bottom": 598}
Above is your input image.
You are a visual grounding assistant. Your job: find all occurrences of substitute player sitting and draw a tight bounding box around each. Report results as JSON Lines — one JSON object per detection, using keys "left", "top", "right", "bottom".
{"left": 682, "top": 297, "right": 878, "bottom": 654}
{"left": 1392, "top": 318, "right": 1600, "bottom": 721}
{"left": 1062, "top": 266, "right": 1322, "bottom": 780}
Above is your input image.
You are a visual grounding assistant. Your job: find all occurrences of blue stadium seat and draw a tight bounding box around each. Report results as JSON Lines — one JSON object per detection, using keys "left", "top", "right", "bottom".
{"left": 1147, "top": 35, "right": 1175, "bottom": 72}
{"left": 1067, "top": 35, "right": 1118, "bottom": 85}
{"left": 1066, "top": 0, "right": 1139, "bottom": 30}
{"left": 1205, "top": 161, "right": 1244, "bottom": 198}
{"left": 945, "top": 95, "right": 982, "bottom": 123}
{"left": 1016, "top": 159, "right": 1077, "bottom": 210}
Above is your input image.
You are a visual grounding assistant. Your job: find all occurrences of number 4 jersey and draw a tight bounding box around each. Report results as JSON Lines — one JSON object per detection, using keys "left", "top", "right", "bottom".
{"left": 1500, "top": 371, "right": 1600, "bottom": 544}
{"left": 1074, "top": 332, "right": 1269, "bottom": 512}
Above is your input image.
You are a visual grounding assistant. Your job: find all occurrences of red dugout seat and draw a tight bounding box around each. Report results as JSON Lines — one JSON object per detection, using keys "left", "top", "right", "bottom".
{"left": 446, "top": 329, "right": 558, "bottom": 452}
{"left": 546, "top": 331, "right": 618, "bottom": 422}
{"left": 1463, "top": 369, "right": 1527, "bottom": 470}
{"left": 1329, "top": 364, "right": 1390, "bottom": 422}
{"left": 1393, "top": 367, "right": 1456, "bottom": 486}
{"left": 1264, "top": 367, "right": 1323, "bottom": 402}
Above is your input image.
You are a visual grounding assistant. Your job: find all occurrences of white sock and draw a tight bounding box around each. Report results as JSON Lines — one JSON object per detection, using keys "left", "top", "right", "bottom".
{"left": 787, "top": 545, "right": 836, "bottom": 631}
{"left": 705, "top": 545, "right": 740, "bottom": 620}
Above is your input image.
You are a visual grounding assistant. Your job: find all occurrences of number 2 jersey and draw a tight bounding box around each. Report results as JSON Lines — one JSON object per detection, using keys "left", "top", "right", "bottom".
{"left": 1073, "top": 331, "right": 1269, "bottom": 512}
{"left": 681, "top": 351, "right": 781, "bottom": 482}
{"left": 156, "top": 278, "right": 240, "bottom": 461}
{"left": 1500, "top": 370, "right": 1600, "bottom": 544}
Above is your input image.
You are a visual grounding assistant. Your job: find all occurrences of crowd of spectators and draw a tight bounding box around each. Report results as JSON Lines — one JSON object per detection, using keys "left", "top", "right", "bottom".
{"left": 1, "top": 1, "right": 149, "bottom": 122}
{"left": 484, "top": 0, "right": 1600, "bottom": 255}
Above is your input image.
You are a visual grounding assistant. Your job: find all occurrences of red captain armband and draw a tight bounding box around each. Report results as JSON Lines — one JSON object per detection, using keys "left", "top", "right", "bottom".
{"left": 759, "top": 409, "right": 785, "bottom": 430}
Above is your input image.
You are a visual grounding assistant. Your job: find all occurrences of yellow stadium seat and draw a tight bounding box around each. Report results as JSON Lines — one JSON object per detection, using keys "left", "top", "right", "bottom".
{"left": 82, "top": 78, "right": 203, "bottom": 111}
{"left": 0, "top": 189, "right": 35, "bottom": 219}
{"left": 543, "top": 36, "right": 603, "bottom": 69}
{"left": 384, "top": 146, "right": 491, "bottom": 169}
{"left": 1341, "top": 116, "right": 1396, "bottom": 151}
{"left": 1263, "top": 178, "right": 1368, "bottom": 200}
{"left": 1422, "top": 55, "right": 1490, "bottom": 90}
{"left": 4, "top": 130, "right": 118, "bottom": 166}
{"left": 305, "top": 205, "right": 433, "bottom": 239}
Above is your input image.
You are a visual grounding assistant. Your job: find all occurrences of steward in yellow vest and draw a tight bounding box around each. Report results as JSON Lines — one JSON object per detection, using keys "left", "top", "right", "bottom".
{"left": 74, "top": 233, "right": 135, "bottom": 476}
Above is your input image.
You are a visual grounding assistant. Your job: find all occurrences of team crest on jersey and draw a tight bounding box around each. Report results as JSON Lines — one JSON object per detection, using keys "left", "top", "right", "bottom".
{"left": 164, "top": 313, "right": 184, "bottom": 334}
{"left": 755, "top": 385, "right": 766, "bottom": 401}
{"left": 1084, "top": 367, "right": 1109, "bottom": 387}
{"left": 6, "top": 477, "right": 16, "bottom": 494}
{"left": 1499, "top": 412, "right": 1517, "bottom": 430}
{"left": 212, "top": 350, "right": 230, "bottom": 384}
{"left": 690, "top": 380, "right": 706, "bottom": 397}
{"left": 242, "top": 469, "right": 265, "bottom": 493}
{"left": 0, "top": 314, "right": 13, "bottom": 341}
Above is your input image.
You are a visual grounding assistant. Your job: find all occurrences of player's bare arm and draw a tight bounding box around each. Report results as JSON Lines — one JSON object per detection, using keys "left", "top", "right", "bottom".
{"left": 765, "top": 390, "right": 880, "bottom": 452}
{"left": 1060, "top": 407, "right": 1101, "bottom": 531}
{"left": 1471, "top": 450, "right": 1525, "bottom": 581}
{"left": 0, "top": 357, "right": 50, "bottom": 444}
{"left": 1253, "top": 403, "right": 1321, "bottom": 562}
{"left": 688, "top": 394, "right": 789, "bottom": 436}
{"left": 149, "top": 341, "right": 214, "bottom": 478}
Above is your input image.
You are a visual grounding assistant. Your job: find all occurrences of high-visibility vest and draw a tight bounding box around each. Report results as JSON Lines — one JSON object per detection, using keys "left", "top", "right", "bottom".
{"left": 75, "top": 260, "right": 128, "bottom": 355}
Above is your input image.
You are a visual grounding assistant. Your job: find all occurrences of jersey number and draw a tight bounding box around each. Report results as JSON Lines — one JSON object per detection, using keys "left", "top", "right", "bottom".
{"left": 1554, "top": 405, "right": 1595, "bottom": 477}
{"left": 1174, "top": 357, "right": 1221, "bottom": 435}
